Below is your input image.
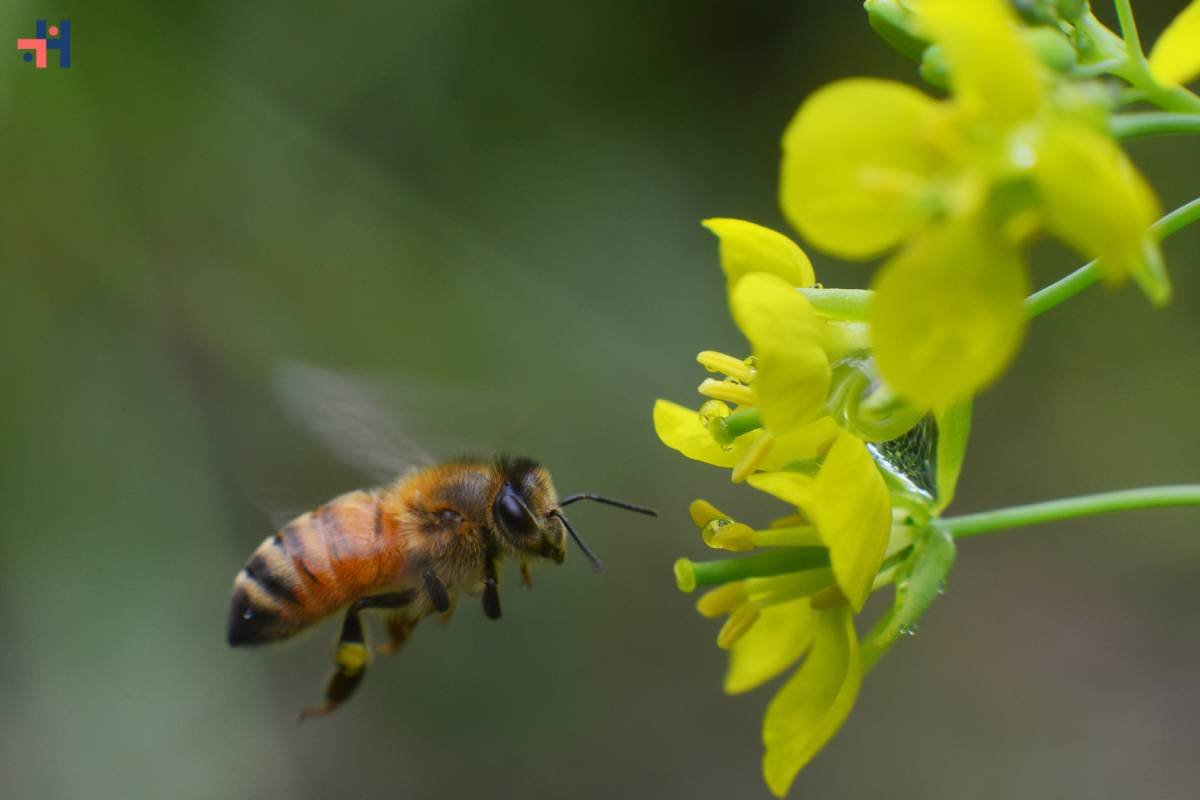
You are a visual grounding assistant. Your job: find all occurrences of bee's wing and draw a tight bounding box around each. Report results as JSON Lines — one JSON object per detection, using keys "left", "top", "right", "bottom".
{"left": 274, "top": 360, "right": 434, "bottom": 483}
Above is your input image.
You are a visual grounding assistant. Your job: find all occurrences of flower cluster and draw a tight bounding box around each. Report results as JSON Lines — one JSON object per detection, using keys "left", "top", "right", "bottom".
{"left": 656, "top": 220, "right": 968, "bottom": 795}
{"left": 791, "top": 0, "right": 1168, "bottom": 410}
{"left": 656, "top": 0, "right": 1200, "bottom": 795}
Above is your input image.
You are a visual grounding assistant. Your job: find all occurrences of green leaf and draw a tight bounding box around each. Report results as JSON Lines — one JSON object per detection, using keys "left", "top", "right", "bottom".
{"left": 860, "top": 525, "right": 956, "bottom": 672}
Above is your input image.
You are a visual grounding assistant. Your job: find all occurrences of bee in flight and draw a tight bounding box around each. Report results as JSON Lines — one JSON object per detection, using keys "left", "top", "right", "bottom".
{"left": 226, "top": 364, "right": 655, "bottom": 719}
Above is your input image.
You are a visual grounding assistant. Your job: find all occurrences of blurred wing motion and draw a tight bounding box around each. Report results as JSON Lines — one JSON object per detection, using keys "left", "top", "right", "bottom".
{"left": 274, "top": 360, "right": 433, "bottom": 483}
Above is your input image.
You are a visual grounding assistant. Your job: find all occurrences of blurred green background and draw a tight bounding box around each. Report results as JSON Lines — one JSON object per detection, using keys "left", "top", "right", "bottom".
{"left": 3, "top": 2, "right": 1199, "bottom": 798}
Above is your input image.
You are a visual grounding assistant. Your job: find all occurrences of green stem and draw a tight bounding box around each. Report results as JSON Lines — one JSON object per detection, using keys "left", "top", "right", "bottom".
{"left": 1111, "top": 112, "right": 1200, "bottom": 140}
{"left": 1025, "top": 196, "right": 1200, "bottom": 317}
{"left": 1080, "top": 10, "right": 1200, "bottom": 113}
{"left": 1113, "top": 0, "right": 1144, "bottom": 61}
{"left": 939, "top": 485, "right": 1200, "bottom": 538}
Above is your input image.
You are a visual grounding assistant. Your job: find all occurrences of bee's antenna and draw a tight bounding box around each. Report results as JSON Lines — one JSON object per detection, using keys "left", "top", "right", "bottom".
{"left": 548, "top": 509, "right": 604, "bottom": 574}
{"left": 558, "top": 493, "right": 658, "bottom": 517}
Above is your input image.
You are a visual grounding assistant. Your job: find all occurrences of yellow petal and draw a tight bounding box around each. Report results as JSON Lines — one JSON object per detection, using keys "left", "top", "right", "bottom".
{"left": 1149, "top": 0, "right": 1200, "bottom": 85}
{"left": 920, "top": 0, "right": 1042, "bottom": 123}
{"left": 762, "top": 607, "right": 861, "bottom": 797}
{"left": 703, "top": 218, "right": 816, "bottom": 289}
{"left": 747, "top": 431, "right": 890, "bottom": 612}
{"left": 653, "top": 399, "right": 759, "bottom": 468}
{"left": 747, "top": 470, "right": 816, "bottom": 511}
{"left": 761, "top": 416, "right": 840, "bottom": 470}
{"left": 870, "top": 223, "right": 1028, "bottom": 410}
{"left": 780, "top": 78, "right": 942, "bottom": 260}
{"left": 1032, "top": 119, "right": 1160, "bottom": 280}
{"left": 730, "top": 273, "right": 831, "bottom": 433}
{"left": 725, "top": 599, "right": 815, "bottom": 695}
{"left": 810, "top": 430, "right": 892, "bottom": 611}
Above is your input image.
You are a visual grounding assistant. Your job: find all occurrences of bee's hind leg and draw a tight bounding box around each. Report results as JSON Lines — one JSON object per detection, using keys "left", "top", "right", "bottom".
{"left": 298, "top": 591, "right": 415, "bottom": 721}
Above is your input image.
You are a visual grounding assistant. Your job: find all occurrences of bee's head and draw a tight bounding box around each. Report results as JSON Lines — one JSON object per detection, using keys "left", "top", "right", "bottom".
{"left": 490, "top": 456, "right": 657, "bottom": 573}
{"left": 491, "top": 456, "right": 568, "bottom": 564}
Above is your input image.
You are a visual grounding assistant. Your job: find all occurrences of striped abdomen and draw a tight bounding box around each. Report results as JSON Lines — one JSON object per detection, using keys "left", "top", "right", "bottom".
{"left": 227, "top": 489, "right": 406, "bottom": 646}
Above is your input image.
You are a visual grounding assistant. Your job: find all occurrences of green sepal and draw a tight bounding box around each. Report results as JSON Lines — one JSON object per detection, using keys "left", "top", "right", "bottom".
{"left": 864, "top": 0, "right": 930, "bottom": 61}
{"left": 918, "top": 44, "right": 948, "bottom": 89}
{"left": 860, "top": 525, "right": 955, "bottom": 672}
{"left": 1024, "top": 26, "right": 1077, "bottom": 73}
{"left": 932, "top": 399, "right": 972, "bottom": 514}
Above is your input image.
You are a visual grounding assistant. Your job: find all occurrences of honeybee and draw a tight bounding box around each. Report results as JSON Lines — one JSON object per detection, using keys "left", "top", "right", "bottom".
{"left": 227, "top": 364, "right": 655, "bottom": 719}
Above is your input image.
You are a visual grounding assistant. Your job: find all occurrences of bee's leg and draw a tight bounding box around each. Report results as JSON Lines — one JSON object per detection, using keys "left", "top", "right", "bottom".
{"left": 519, "top": 560, "right": 533, "bottom": 589}
{"left": 420, "top": 568, "right": 451, "bottom": 613}
{"left": 483, "top": 556, "right": 502, "bottom": 620}
{"left": 377, "top": 612, "right": 420, "bottom": 655}
{"left": 298, "top": 591, "right": 414, "bottom": 721}
{"left": 437, "top": 594, "right": 457, "bottom": 625}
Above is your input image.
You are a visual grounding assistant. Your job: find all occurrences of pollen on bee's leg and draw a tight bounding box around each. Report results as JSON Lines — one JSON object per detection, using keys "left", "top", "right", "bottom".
{"left": 717, "top": 602, "right": 761, "bottom": 649}
{"left": 336, "top": 642, "right": 369, "bottom": 673}
{"left": 697, "top": 350, "right": 755, "bottom": 383}
{"left": 731, "top": 432, "right": 775, "bottom": 483}
{"left": 698, "top": 377, "right": 758, "bottom": 407}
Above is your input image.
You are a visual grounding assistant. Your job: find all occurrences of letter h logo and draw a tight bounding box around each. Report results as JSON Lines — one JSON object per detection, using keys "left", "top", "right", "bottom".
{"left": 17, "top": 20, "right": 71, "bottom": 69}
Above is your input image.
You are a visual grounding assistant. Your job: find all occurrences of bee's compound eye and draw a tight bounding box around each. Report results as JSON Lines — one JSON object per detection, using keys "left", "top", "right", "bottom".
{"left": 496, "top": 485, "right": 535, "bottom": 537}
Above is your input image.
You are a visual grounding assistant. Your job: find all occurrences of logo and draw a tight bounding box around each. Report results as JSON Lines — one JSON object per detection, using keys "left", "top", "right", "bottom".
{"left": 17, "top": 20, "right": 71, "bottom": 69}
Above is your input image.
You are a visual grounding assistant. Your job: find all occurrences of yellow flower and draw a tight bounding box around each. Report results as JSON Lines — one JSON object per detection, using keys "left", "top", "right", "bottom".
{"left": 780, "top": 0, "right": 1164, "bottom": 409}
{"left": 677, "top": 494, "right": 916, "bottom": 798}
{"left": 658, "top": 216, "right": 969, "bottom": 796}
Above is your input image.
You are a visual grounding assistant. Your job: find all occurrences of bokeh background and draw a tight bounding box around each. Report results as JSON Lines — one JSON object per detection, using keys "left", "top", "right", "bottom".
{"left": 3, "top": 2, "right": 1199, "bottom": 798}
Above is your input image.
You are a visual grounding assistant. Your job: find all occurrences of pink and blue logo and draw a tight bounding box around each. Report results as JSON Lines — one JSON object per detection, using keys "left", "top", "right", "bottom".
{"left": 17, "top": 20, "right": 71, "bottom": 69}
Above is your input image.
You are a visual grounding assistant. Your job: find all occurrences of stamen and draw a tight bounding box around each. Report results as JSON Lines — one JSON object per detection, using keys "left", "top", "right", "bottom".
{"left": 717, "top": 602, "right": 761, "bottom": 649}
{"left": 696, "top": 582, "right": 748, "bottom": 618}
{"left": 746, "top": 568, "right": 836, "bottom": 607}
{"left": 696, "top": 350, "right": 755, "bottom": 382}
{"left": 731, "top": 431, "right": 775, "bottom": 483}
{"left": 702, "top": 520, "right": 755, "bottom": 552}
{"left": 698, "top": 377, "right": 758, "bottom": 407}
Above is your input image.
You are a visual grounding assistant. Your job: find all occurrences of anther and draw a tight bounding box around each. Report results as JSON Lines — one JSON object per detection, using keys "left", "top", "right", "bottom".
{"left": 689, "top": 498, "right": 730, "bottom": 528}
{"left": 698, "top": 378, "right": 758, "bottom": 408}
{"left": 696, "top": 583, "right": 749, "bottom": 618}
{"left": 717, "top": 602, "right": 761, "bottom": 649}
{"left": 731, "top": 432, "right": 775, "bottom": 483}
{"left": 701, "top": 520, "right": 755, "bottom": 552}
{"left": 696, "top": 351, "right": 755, "bottom": 383}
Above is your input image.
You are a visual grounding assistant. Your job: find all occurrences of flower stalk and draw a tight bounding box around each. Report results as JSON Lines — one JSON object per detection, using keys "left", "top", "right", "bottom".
{"left": 938, "top": 485, "right": 1200, "bottom": 539}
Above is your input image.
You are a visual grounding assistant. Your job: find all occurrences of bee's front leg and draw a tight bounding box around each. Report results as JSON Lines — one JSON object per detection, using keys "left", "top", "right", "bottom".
{"left": 420, "top": 568, "right": 451, "bottom": 613}
{"left": 299, "top": 591, "right": 414, "bottom": 721}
